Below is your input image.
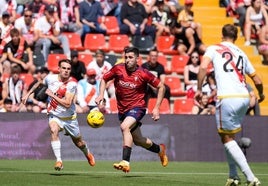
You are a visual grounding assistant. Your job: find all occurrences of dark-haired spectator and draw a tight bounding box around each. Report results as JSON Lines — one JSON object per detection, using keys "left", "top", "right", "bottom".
{"left": 58, "top": 0, "right": 83, "bottom": 36}
{"left": 120, "top": 0, "right": 156, "bottom": 42}
{"left": 15, "top": 8, "right": 35, "bottom": 48}
{"left": 87, "top": 49, "right": 115, "bottom": 98}
{"left": 70, "top": 50, "right": 86, "bottom": 81}
{"left": 0, "top": 11, "right": 14, "bottom": 59}
{"left": 26, "top": 66, "right": 49, "bottom": 113}
{"left": 244, "top": 0, "right": 268, "bottom": 46}
{"left": 151, "top": 0, "right": 172, "bottom": 42}
{"left": 1, "top": 65, "right": 27, "bottom": 112}
{"left": 3, "top": 28, "right": 35, "bottom": 74}
{"left": 0, "top": 98, "right": 13, "bottom": 112}
{"left": 26, "top": 0, "right": 46, "bottom": 19}
{"left": 0, "top": 0, "right": 17, "bottom": 24}
{"left": 142, "top": 49, "right": 171, "bottom": 103}
{"left": 171, "top": 22, "right": 206, "bottom": 56}
{"left": 33, "top": 4, "right": 71, "bottom": 62}
{"left": 79, "top": 0, "right": 107, "bottom": 42}
{"left": 183, "top": 50, "right": 200, "bottom": 98}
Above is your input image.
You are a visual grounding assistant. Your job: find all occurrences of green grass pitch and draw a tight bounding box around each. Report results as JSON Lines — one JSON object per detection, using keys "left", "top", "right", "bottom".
{"left": 0, "top": 160, "right": 267, "bottom": 186}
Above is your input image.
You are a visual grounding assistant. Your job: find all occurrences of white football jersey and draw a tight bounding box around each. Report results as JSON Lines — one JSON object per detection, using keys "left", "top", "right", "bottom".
{"left": 204, "top": 41, "right": 255, "bottom": 98}
{"left": 44, "top": 74, "right": 77, "bottom": 118}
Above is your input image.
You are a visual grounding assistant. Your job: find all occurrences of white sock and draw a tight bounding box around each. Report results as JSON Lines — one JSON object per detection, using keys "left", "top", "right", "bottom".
{"left": 51, "top": 140, "right": 61, "bottom": 162}
{"left": 224, "top": 148, "right": 238, "bottom": 178}
{"left": 224, "top": 140, "right": 255, "bottom": 182}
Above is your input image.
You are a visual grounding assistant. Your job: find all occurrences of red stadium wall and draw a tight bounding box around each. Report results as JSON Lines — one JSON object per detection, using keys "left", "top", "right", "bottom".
{"left": 0, "top": 113, "right": 267, "bottom": 162}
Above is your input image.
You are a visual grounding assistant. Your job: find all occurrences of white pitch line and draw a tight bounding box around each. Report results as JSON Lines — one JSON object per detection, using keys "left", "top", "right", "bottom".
{"left": 0, "top": 170, "right": 267, "bottom": 176}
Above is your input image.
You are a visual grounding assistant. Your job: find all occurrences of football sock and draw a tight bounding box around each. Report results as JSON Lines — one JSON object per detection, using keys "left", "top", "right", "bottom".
{"left": 51, "top": 140, "right": 61, "bottom": 162}
{"left": 147, "top": 142, "right": 160, "bottom": 153}
{"left": 224, "top": 140, "right": 255, "bottom": 181}
{"left": 224, "top": 148, "right": 238, "bottom": 178}
{"left": 122, "top": 146, "right": 132, "bottom": 162}
{"left": 80, "top": 144, "right": 89, "bottom": 156}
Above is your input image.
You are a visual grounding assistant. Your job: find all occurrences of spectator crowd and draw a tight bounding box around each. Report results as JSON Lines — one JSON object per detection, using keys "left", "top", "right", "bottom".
{"left": 0, "top": 0, "right": 263, "bottom": 115}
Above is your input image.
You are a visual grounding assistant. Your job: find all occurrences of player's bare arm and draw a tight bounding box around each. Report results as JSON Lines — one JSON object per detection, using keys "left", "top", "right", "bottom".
{"left": 152, "top": 82, "right": 165, "bottom": 121}
{"left": 250, "top": 74, "right": 265, "bottom": 103}
{"left": 95, "top": 79, "right": 107, "bottom": 105}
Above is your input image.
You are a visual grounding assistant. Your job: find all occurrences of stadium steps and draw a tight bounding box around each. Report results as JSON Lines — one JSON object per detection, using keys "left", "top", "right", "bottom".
{"left": 189, "top": 0, "right": 268, "bottom": 115}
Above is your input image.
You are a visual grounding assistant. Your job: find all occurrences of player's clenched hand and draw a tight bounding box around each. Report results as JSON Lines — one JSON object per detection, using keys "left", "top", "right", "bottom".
{"left": 194, "top": 90, "right": 203, "bottom": 103}
{"left": 152, "top": 108, "right": 160, "bottom": 121}
{"left": 95, "top": 96, "right": 104, "bottom": 105}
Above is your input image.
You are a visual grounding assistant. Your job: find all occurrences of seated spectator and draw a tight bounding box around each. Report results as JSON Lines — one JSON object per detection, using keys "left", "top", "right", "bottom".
{"left": 257, "top": 24, "right": 268, "bottom": 64}
{"left": 26, "top": 66, "right": 49, "bottom": 113}
{"left": 2, "top": 28, "right": 35, "bottom": 74}
{"left": 79, "top": 0, "right": 107, "bottom": 42}
{"left": 244, "top": 0, "right": 268, "bottom": 46}
{"left": 16, "top": 0, "right": 31, "bottom": 16}
{"left": 183, "top": 50, "right": 200, "bottom": 98}
{"left": 163, "top": 0, "right": 181, "bottom": 18}
{"left": 0, "top": 11, "right": 13, "bottom": 58}
{"left": 201, "top": 71, "right": 217, "bottom": 106}
{"left": 177, "top": 0, "right": 202, "bottom": 40}
{"left": 70, "top": 50, "right": 86, "bottom": 81}
{"left": 0, "top": 0, "right": 17, "bottom": 24}
{"left": 151, "top": 0, "right": 172, "bottom": 42}
{"left": 33, "top": 4, "right": 71, "bottom": 62}
{"left": 142, "top": 49, "right": 171, "bottom": 103}
{"left": 76, "top": 68, "right": 110, "bottom": 113}
{"left": 87, "top": 49, "right": 115, "bottom": 98}
{"left": 138, "top": 0, "right": 156, "bottom": 14}
{"left": 227, "top": 0, "right": 250, "bottom": 36}
{"left": 171, "top": 23, "right": 206, "bottom": 55}
{"left": 14, "top": 8, "right": 35, "bottom": 48}
{"left": 120, "top": 0, "right": 156, "bottom": 42}
{"left": 192, "top": 94, "right": 215, "bottom": 115}
{"left": 1, "top": 65, "right": 27, "bottom": 112}
{"left": 26, "top": 0, "right": 46, "bottom": 19}
{"left": 0, "top": 97, "right": 13, "bottom": 112}
{"left": 57, "top": 0, "right": 83, "bottom": 36}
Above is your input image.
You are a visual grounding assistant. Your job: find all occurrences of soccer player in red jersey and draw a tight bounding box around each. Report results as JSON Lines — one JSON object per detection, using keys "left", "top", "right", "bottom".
{"left": 95, "top": 47, "right": 168, "bottom": 173}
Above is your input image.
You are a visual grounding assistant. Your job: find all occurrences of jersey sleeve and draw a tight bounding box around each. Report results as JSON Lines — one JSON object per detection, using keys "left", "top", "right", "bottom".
{"left": 144, "top": 68, "right": 160, "bottom": 88}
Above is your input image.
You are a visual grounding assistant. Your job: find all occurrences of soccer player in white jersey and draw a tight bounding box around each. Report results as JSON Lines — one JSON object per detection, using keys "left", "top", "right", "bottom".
{"left": 195, "top": 24, "right": 265, "bottom": 186}
{"left": 22, "top": 59, "right": 95, "bottom": 171}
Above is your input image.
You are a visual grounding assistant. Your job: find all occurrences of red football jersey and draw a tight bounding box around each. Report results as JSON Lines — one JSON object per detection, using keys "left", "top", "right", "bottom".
{"left": 103, "top": 64, "right": 160, "bottom": 113}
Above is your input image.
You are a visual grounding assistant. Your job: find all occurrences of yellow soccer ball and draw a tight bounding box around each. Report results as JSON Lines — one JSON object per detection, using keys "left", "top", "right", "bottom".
{"left": 87, "top": 110, "right": 105, "bottom": 128}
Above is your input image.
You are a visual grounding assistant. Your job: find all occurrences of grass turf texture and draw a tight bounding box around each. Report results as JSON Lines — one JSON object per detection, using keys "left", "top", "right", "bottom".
{"left": 0, "top": 160, "right": 267, "bottom": 186}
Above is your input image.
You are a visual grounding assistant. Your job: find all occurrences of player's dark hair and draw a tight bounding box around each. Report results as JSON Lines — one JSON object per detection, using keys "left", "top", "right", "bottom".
{"left": 222, "top": 24, "right": 238, "bottom": 41}
{"left": 124, "top": 47, "right": 139, "bottom": 57}
{"left": 58, "top": 59, "right": 72, "bottom": 67}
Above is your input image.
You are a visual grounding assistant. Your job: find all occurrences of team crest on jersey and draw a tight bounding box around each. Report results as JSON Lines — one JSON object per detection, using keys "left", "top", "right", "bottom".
{"left": 134, "top": 76, "right": 138, "bottom": 81}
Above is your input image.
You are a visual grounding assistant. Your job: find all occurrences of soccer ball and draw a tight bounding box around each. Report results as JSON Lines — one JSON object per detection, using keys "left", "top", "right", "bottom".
{"left": 87, "top": 110, "right": 105, "bottom": 128}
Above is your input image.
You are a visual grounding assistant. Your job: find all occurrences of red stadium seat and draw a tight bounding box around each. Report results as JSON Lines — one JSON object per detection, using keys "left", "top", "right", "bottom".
{"left": 103, "top": 16, "right": 120, "bottom": 35}
{"left": 84, "top": 33, "right": 108, "bottom": 52}
{"left": 173, "top": 98, "right": 195, "bottom": 114}
{"left": 47, "top": 54, "right": 67, "bottom": 73}
{"left": 78, "top": 53, "right": 93, "bottom": 67}
{"left": 147, "top": 98, "right": 170, "bottom": 114}
{"left": 157, "top": 54, "right": 171, "bottom": 74}
{"left": 156, "top": 35, "right": 178, "bottom": 55}
{"left": 171, "top": 55, "right": 190, "bottom": 74}
{"left": 20, "top": 73, "right": 34, "bottom": 89}
{"left": 63, "top": 32, "right": 84, "bottom": 51}
{"left": 164, "top": 76, "right": 186, "bottom": 97}
{"left": 108, "top": 34, "right": 130, "bottom": 53}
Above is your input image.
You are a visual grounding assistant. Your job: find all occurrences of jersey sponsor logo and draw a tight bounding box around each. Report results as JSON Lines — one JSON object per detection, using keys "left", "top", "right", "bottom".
{"left": 119, "top": 80, "right": 137, "bottom": 89}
